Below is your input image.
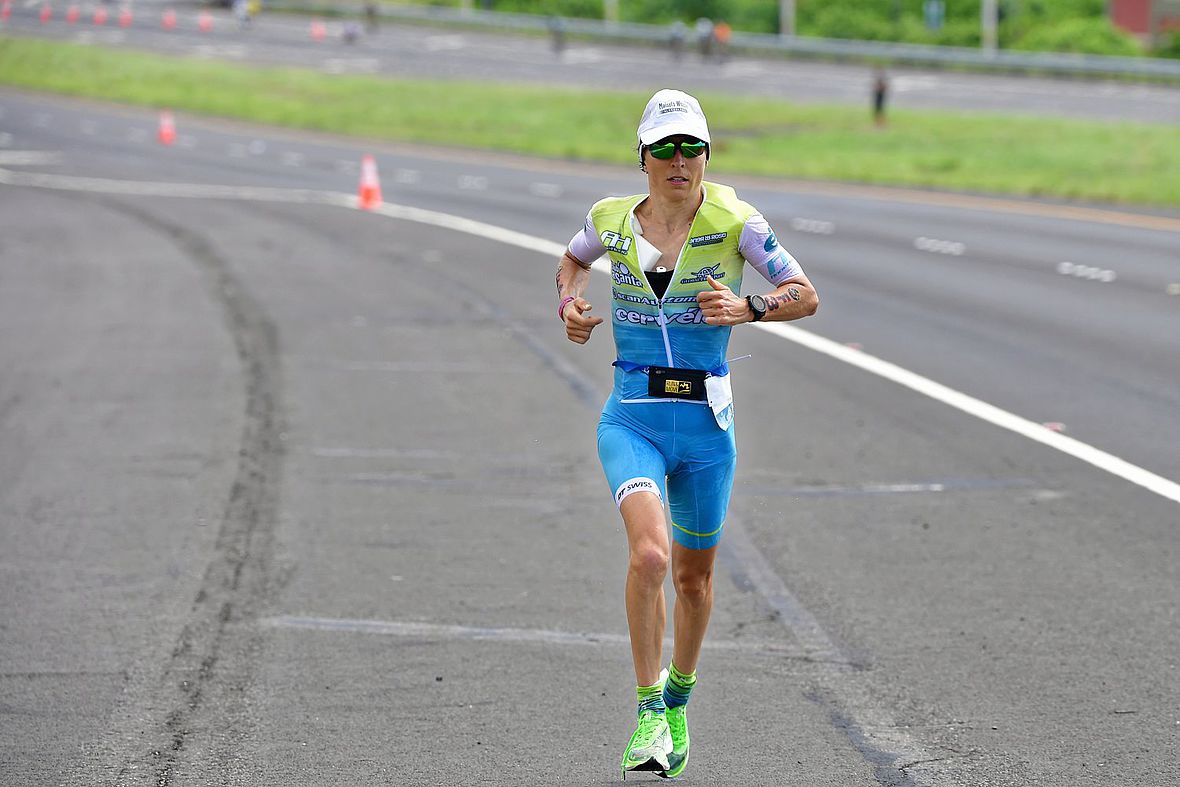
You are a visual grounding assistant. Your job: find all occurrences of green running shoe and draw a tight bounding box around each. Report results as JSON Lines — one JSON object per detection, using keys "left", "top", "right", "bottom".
{"left": 661, "top": 704, "right": 689, "bottom": 778}
{"left": 621, "top": 710, "right": 672, "bottom": 778}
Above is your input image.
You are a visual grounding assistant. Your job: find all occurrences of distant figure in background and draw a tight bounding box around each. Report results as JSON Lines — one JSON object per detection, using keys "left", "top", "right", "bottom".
{"left": 342, "top": 19, "right": 361, "bottom": 44}
{"left": 872, "top": 68, "right": 889, "bottom": 127}
{"left": 233, "top": 0, "right": 251, "bottom": 28}
{"left": 548, "top": 15, "right": 566, "bottom": 57}
{"left": 364, "top": 0, "right": 378, "bottom": 33}
{"left": 669, "top": 19, "right": 686, "bottom": 62}
{"left": 713, "top": 20, "right": 731, "bottom": 63}
{"left": 694, "top": 17, "right": 713, "bottom": 61}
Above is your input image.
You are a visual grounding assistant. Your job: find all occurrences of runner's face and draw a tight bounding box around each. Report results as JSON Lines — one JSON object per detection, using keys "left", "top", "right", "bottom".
{"left": 644, "top": 136, "right": 707, "bottom": 197}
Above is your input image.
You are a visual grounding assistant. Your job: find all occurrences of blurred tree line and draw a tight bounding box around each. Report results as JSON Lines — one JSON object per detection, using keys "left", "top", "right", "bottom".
{"left": 425, "top": 0, "right": 1178, "bottom": 58}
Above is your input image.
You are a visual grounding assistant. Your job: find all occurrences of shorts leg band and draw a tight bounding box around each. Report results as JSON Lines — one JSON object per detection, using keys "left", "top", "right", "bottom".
{"left": 615, "top": 477, "right": 661, "bottom": 507}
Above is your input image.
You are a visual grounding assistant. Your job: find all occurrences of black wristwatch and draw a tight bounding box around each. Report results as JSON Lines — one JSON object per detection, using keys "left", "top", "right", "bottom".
{"left": 746, "top": 294, "right": 767, "bottom": 322}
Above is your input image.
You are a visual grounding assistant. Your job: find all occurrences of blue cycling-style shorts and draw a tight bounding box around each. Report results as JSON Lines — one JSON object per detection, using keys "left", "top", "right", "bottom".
{"left": 596, "top": 395, "right": 736, "bottom": 550}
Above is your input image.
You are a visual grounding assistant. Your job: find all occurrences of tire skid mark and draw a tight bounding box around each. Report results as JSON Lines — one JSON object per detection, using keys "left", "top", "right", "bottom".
{"left": 98, "top": 200, "right": 284, "bottom": 786}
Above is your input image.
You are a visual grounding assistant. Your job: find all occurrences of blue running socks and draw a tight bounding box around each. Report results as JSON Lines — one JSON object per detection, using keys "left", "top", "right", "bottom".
{"left": 663, "top": 662, "right": 697, "bottom": 709}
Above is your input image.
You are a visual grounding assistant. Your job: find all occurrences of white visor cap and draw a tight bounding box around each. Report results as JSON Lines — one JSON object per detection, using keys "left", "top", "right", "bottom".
{"left": 637, "top": 89, "right": 711, "bottom": 146}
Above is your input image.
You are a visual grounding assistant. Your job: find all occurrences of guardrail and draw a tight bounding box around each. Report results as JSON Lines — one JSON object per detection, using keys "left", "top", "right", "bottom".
{"left": 269, "top": 1, "right": 1180, "bottom": 80}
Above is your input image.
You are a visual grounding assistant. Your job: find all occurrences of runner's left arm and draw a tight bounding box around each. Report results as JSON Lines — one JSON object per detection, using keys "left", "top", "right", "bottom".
{"left": 739, "top": 213, "right": 819, "bottom": 322}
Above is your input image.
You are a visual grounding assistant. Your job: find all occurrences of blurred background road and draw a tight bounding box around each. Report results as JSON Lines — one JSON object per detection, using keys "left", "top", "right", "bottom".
{"left": 1, "top": 12, "right": 1179, "bottom": 787}
{"left": 4, "top": 4, "right": 1180, "bottom": 123}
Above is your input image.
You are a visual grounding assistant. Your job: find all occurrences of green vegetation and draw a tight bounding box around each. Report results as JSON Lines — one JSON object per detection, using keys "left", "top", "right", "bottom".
{"left": 2, "top": 37, "right": 1178, "bottom": 206}
{"left": 401, "top": 0, "right": 1168, "bottom": 57}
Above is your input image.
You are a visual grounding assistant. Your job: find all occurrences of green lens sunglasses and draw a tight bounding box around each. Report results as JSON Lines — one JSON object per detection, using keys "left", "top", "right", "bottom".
{"left": 646, "top": 139, "right": 708, "bottom": 160}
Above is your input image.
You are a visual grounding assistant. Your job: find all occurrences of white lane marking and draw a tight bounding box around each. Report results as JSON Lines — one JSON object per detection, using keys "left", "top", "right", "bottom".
{"left": 393, "top": 168, "right": 420, "bottom": 184}
{"left": 321, "top": 57, "right": 380, "bottom": 75}
{"left": 1, "top": 167, "right": 1175, "bottom": 508}
{"left": 914, "top": 236, "right": 966, "bottom": 255}
{"left": 0, "top": 150, "right": 62, "bottom": 165}
{"left": 424, "top": 34, "right": 464, "bottom": 52}
{"left": 1057, "top": 261, "right": 1116, "bottom": 283}
{"left": 561, "top": 48, "right": 603, "bottom": 64}
{"left": 457, "top": 174, "right": 488, "bottom": 190}
{"left": 790, "top": 216, "right": 835, "bottom": 235}
{"left": 263, "top": 615, "right": 812, "bottom": 655}
{"left": 529, "top": 182, "right": 563, "bottom": 199}
{"left": 192, "top": 43, "right": 246, "bottom": 59}
{"left": 1167, "top": 283, "right": 1180, "bottom": 296}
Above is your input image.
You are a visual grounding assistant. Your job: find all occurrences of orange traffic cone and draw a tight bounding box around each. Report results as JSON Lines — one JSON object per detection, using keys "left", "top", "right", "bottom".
{"left": 357, "top": 155, "right": 382, "bottom": 210}
{"left": 198, "top": 10, "right": 212, "bottom": 31}
{"left": 161, "top": 8, "right": 175, "bottom": 29}
{"left": 309, "top": 19, "right": 326, "bottom": 41}
{"left": 93, "top": 6, "right": 107, "bottom": 24}
{"left": 118, "top": 6, "right": 132, "bottom": 26}
{"left": 66, "top": 4, "right": 79, "bottom": 22}
{"left": 157, "top": 110, "right": 176, "bottom": 146}
{"left": 39, "top": 3, "right": 52, "bottom": 23}
{"left": 1, "top": 1, "right": 10, "bottom": 22}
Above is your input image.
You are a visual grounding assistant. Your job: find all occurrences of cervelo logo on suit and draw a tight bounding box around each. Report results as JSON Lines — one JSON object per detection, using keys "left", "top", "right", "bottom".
{"left": 615, "top": 477, "right": 659, "bottom": 505}
{"left": 615, "top": 307, "right": 707, "bottom": 325}
{"left": 679, "top": 263, "right": 725, "bottom": 285}
{"left": 600, "top": 230, "right": 632, "bottom": 254}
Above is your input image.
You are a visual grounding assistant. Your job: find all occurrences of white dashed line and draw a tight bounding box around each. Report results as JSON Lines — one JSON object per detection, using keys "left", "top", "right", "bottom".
{"left": 393, "top": 168, "right": 420, "bottom": 184}
{"left": 424, "top": 34, "right": 464, "bottom": 52}
{"left": 790, "top": 217, "right": 835, "bottom": 235}
{"left": 321, "top": 58, "right": 380, "bottom": 75}
{"left": 529, "top": 182, "right": 563, "bottom": 199}
{"left": 1166, "top": 283, "right": 1180, "bottom": 296}
{"left": 1057, "top": 261, "right": 1116, "bottom": 283}
{"left": 0, "top": 150, "right": 63, "bottom": 165}
{"left": 914, "top": 236, "right": 966, "bottom": 255}
{"left": 457, "top": 174, "right": 488, "bottom": 190}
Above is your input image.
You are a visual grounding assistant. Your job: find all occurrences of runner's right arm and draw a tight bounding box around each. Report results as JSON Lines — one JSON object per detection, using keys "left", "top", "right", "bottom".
{"left": 557, "top": 213, "right": 607, "bottom": 344}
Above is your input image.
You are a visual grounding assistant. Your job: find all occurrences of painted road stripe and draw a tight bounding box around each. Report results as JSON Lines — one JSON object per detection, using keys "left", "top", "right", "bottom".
{"left": 1, "top": 165, "right": 1176, "bottom": 507}
{"left": 263, "top": 615, "right": 817, "bottom": 656}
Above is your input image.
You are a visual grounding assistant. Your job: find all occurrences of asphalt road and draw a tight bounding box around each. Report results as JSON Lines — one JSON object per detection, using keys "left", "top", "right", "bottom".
{"left": 5, "top": 5, "right": 1180, "bottom": 123}
{"left": 1, "top": 88, "right": 1179, "bottom": 787}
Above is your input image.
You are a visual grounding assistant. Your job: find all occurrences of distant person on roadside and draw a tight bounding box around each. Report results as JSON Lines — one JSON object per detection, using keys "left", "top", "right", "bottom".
{"left": 548, "top": 15, "right": 566, "bottom": 57}
{"left": 342, "top": 19, "right": 361, "bottom": 44}
{"left": 554, "top": 89, "right": 818, "bottom": 779}
{"left": 233, "top": 0, "right": 251, "bottom": 29}
{"left": 713, "top": 20, "right": 731, "bottom": 63}
{"left": 872, "top": 68, "right": 889, "bottom": 127}
{"left": 364, "top": 0, "right": 378, "bottom": 33}
{"left": 669, "top": 19, "right": 686, "bottom": 62}
{"left": 694, "top": 17, "right": 714, "bottom": 61}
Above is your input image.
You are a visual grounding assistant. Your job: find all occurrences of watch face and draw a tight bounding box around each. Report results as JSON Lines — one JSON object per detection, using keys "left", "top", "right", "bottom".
{"left": 749, "top": 295, "right": 767, "bottom": 314}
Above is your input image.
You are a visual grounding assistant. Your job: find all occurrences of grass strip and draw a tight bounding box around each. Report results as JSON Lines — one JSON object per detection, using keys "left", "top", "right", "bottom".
{"left": 2, "top": 36, "right": 1178, "bottom": 206}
